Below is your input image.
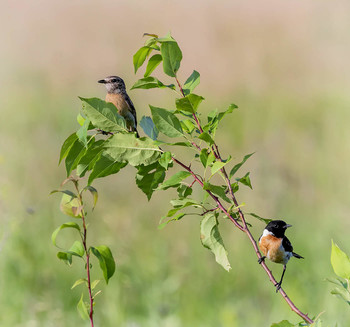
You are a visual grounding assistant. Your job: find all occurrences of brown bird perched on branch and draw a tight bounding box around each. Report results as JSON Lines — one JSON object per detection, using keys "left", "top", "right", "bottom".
{"left": 98, "top": 76, "right": 139, "bottom": 137}
{"left": 258, "top": 220, "right": 304, "bottom": 292}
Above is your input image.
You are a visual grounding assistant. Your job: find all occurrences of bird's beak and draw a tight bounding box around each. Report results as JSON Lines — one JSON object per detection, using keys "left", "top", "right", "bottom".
{"left": 98, "top": 79, "right": 106, "bottom": 84}
{"left": 285, "top": 224, "right": 292, "bottom": 229}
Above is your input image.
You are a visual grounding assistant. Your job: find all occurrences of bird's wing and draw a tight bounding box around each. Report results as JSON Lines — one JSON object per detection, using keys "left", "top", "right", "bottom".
{"left": 282, "top": 236, "right": 294, "bottom": 252}
{"left": 124, "top": 93, "right": 137, "bottom": 128}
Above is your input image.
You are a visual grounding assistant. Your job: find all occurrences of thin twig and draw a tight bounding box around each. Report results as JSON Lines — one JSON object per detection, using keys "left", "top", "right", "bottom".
{"left": 74, "top": 181, "right": 94, "bottom": 327}
{"left": 173, "top": 78, "right": 314, "bottom": 324}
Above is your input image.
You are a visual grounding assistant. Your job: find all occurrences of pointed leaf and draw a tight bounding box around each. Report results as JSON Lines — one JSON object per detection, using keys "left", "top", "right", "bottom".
{"left": 158, "top": 171, "right": 191, "bottom": 190}
{"left": 160, "top": 40, "right": 182, "bottom": 77}
{"left": 131, "top": 76, "right": 175, "bottom": 90}
{"left": 198, "top": 132, "right": 214, "bottom": 145}
{"left": 71, "top": 278, "right": 87, "bottom": 289}
{"left": 246, "top": 212, "right": 272, "bottom": 224}
{"left": 139, "top": 116, "right": 159, "bottom": 140}
{"left": 133, "top": 46, "right": 153, "bottom": 73}
{"left": 76, "top": 118, "right": 90, "bottom": 147}
{"left": 158, "top": 151, "right": 172, "bottom": 170}
{"left": 135, "top": 162, "right": 166, "bottom": 200}
{"left": 65, "top": 138, "right": 87, "bottom": 176}
{"left": 183, "top": 70, "right": 200, "bottom": 96}
{"left": 59, "top": 133, "right": 78, "bottom": 164}
{"left": 91, "top": 245, "right": 116, "bottom": 284}
{"left": 236, "top": 172, "right": 252, "bottom": 189}
{"left": 57, "top": 251, "right": 72, "bottom": 265}
{"left": 203, "top": 182, "right": 231, "bottom": 203}
{"left": 144, "top": 54, "right": 163, "bottom": 77}
{"left": 91, "top": 279, "right": 101, "bottom": 290}
{"left": 158, "top": 213, "right": 186, "bottom": 230}
{"left": 200, "top": 213, "right": 231, "bottom": 271}
{"left": 150, "top": 105, "right": 183, "bottom": 138}
{"left": 76, "top": 140, "right": 105, "bottom": 177}
{"left": 211, "top": 157, "right": 231, "bottom": 176}
{"left": 176, "top": 94, "right": 204, "bottom": 114}
{"left": 229, "top": 153, "right": 255, "bottom": 178}
{"left": 79, "top": 97, "right": 126, "bottom": 133}
{"left": 104, "top": 133, "right": 161, "bottom": 166}
{"left": 88, "top": 154, "right": 127, "bottom": 185}
{"left": 68, "top": 241, "right": 85, "bottom": 257}
{"left": 77, "top": 293, "right": 89, "bottom": 320}
{"left": 331, "top": 240, "right": 350, "bottom": 279}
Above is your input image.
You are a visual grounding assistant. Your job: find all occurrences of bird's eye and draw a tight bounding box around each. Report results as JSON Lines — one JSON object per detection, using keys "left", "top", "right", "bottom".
{"left": 111, "top": 79, "right": 117, "bottom": 83}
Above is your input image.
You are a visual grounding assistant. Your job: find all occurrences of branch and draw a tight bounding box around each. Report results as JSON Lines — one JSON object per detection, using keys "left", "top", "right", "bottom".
{"left": 174, "top": 78, "right": 314, "bottom": 325}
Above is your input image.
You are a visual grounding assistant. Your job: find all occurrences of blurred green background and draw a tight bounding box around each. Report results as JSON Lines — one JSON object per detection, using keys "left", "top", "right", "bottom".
{"left": 1, "top": 1, "right": 350, "bottom": 326}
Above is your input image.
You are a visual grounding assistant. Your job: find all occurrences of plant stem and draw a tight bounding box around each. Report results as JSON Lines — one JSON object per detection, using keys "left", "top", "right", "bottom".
{"left": 173, "top": 79, "right": 314, "bottom": 324}
{"left": 74, "top": 182, "right": 94, "bottom": 327}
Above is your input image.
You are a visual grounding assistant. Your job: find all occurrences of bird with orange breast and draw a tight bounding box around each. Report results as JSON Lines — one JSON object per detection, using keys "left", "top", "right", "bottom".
{"left": 98, "top": 76, "right": 139, "bottom": 137}
{"left": 258, "top": 220, "right": 304, "bottom": 292}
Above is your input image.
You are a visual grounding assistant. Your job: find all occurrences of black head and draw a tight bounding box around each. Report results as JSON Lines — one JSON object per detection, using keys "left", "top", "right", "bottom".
{"left": 98, "top": 76, "right": 126, "bottom": 93}
{"left": 265, "top": 220, "right": 292, "bottom": 238}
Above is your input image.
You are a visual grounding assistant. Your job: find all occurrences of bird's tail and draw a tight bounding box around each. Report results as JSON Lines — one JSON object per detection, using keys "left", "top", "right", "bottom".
{"left": 292, "top": 252, "right": 304, "bottom": 259}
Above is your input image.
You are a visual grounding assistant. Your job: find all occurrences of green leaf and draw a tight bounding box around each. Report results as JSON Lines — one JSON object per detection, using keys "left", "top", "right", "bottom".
{"left": 160, "top": 40, "right": 182, "bottom": 77}
{"left": 203, "top": 182, "right": 231, "bottom": 203}
{"left": 270, "top": 320, "right": 295, "bottom": 327}
{"left": 177, "top": 184, "right": 193, "bottom": 198}
{"left": 330, "top": 287, "right": 350, "bottom": 305}
{"left": 76, "top": 140, "right": 105, "bottom": 177}
{"left": 77, "top": 293, "right": 89, "bottom": 320}
{"left": 79, "top": 97, "right": 126, "bottom": 133}
{"left": 236, "top": 172, "right": 252, "bottom": 189}
{"left": 200, "top": 213, "right": 231, "bottom": 271}
{"left": 199, "top": 149, "right": 215, "bottom": 168}
{"left": 140, "top": 116, "right": 159, "bottom": 140}
{"left": 91, "top": 279, "right": 101, "bottom": 290}
{"left": 88, "top": 154, "right": 127, "bottom": 185}
{"left": 52, "top": 222, "right": 81, "bottom": 247}
{"left": 76, "top": 118, "right": 90, "bottom": 148}
{"left": 331, "top": 240, "right": 350, "bottom": 279}
{"left": 60, "top": 193, "right": 83, "bottom": 218}
{"left": 90, "top": 245, "right": 116, "bottom": 284}
{"left": 198, "top": 132, "right": 214, "bottom": 145}
{"left": 133, "top": 46, "right": 153, "bottom": 73}
{"left": 68, "top": 241, "right": 85, "bottom": 257}
{"left": 211, "top": 157, "right": 231, "bottom": 176}
{"left": 104, "top": 133, "right": 161, "bottom": 166}
{"left": 150, "top": 105, "right": 183, "bottom": 138}
{"left": 158, "top": 213, "right": 186, "bottom": 230}
{"left": 158, "top": 171, "right": 191, "bottom": 190}
{"left": 181, "top": 119, "right": 196, "bottom": 134}
{"left": 229, "top": 153, "right": 255, "bottom": 178}
{"left": 131, "top": 76, "right": 175, "bottom": 90}
{"left": 135, "top": 162, "right": 166, "bottom": 200}
{"left": 71, "top": 278, "right": 87, "bottom": 289}
{"left": 170, "top": 198, "right": 201, "bottom": 208}
{"left": 175, "top": 94, "right": 204, "bottom": 114}
{"left": 82, "top": 185, "right": 98, "bottom": 210}
{"left": 65, "top": 138, "right": 88, "bottom": 176}
{"left": 207, "top": 103, "right": 238, "bottom": 136}
{"left": 183, "top": 70, "right": 200, "bottom": 96}
{"left": 57, "top": 251, "right": 72, "bottom": 265}
{"left": 246, "top": 212, "right": 272, "bottom": 224}
{"left": 144, "top": 54, "right": 163, "bottom": 77}
{"left": 158, "top": 151, "right": 172, "bottom": 170}
{"left": 59, "top": 133, "right": 78, "bottom": 164}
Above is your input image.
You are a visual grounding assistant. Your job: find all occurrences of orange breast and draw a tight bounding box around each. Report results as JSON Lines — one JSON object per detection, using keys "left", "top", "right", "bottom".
{"left": 259, "top": 234, "right": 284, "bottom": 264}
{"left": 105, "top": 93, "right": 130, "bottom": 117}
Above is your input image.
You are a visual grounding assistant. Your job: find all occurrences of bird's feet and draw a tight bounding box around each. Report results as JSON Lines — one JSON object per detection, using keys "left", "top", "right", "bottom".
{"left": 274, "top": 282, "right": 282, "bottom": 293}
{"left": 258, "top": 256, "right": 266, "bottom": 264}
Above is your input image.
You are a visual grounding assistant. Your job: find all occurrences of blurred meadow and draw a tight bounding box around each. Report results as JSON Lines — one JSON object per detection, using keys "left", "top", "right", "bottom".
{"left": 1, "top": 0, "right": 350, "bottom": 326}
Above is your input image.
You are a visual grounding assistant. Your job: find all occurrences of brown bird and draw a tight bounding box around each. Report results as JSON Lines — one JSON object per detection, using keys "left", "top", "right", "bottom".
{"left": 98, "top": 76, "right": 139, "bottom": 137}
